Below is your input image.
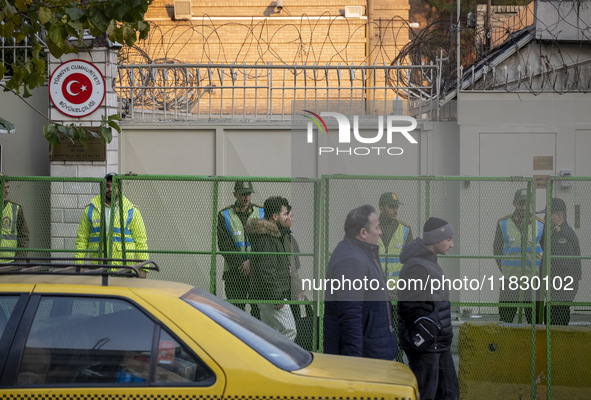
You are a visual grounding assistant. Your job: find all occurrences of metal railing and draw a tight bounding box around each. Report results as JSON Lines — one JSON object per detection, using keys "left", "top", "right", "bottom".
{"left": 2, "top": 173, "right": 590, "bottom": 398}
{"left": 116, "top": 62, "right": 438, "bottom": 121}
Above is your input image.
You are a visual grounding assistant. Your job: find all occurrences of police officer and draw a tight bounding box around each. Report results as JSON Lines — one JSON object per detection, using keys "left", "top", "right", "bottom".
{"left": 217, "top": 181, "right": 263, "bottom": 318}
{"left": 378, "top": 192, "right": 413, "bottom": 280}
{"left": 493, "top": 188, "right": 544, "bottom": 323}
{"left": 378, "top": 192, "right": 412, "bottom": 362}
{"left": 0, "top": 173, "right": 29, "bottom": 262}
{"left": 75, "top": 173, "right": 149, "bottom": 275}
{"left": 539, "top": 198, "right": 581, "bottom": 325}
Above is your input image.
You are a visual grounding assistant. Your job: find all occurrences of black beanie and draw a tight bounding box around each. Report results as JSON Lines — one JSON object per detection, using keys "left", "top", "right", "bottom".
{"left": 422, "top": 217, "right": 455, "bottom": 245}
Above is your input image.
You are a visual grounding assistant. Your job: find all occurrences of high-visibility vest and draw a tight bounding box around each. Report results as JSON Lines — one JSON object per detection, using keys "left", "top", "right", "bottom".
{"left": 221, "top": 205, "right": 264, "bottom": 271}
{"left": 75, "top": 195, "right": 148, "bottom": 264}
{"left": 499, "top": 217, "right": 543, "bottom": 277}
{"left": 0, "top": 202, "right": 20, "bottom": 261}
{"left": 378, "top": 223, "right": 410, "bottom": 279}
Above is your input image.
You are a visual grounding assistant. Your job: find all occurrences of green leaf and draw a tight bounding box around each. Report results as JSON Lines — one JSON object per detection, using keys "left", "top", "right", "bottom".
{"left": 122, "top": 24, "right": 136, "bottom": 46}
{"left": 38, "top": 6, "right": 52, "bottom": 24}
{"left": 14, "top": 0, "right": 28, "bottom": 11}
{"left": 48, "top": 25, "right": 67, "bottom": 48}
{"left": 43, "top": 123, "right": 60, "bottom": 145}
{"left": 46, "top": 39, "right": 65, "bottom": 59}
{"left": 101, "top": 127, "right": 113, "bottom": 143}
{"left": 108, "top": 114, "right": 123, "bottom": 122}
{"left": 89, "top": 8, "right": 110, "bottom": 32}
{"left": 58, "top": 125, "right": 69, "bottom": 136}
{"left": 66, "top": 6, "right": 85, "bottom": 21}
{"left": 111, "top": 4, "right": 128, "bottom": 21}
{"left": 66, "top": 21, "right": 85, "bottom": 37}
{"left": 107, "top": 120, "right": 121, "bottom": 133}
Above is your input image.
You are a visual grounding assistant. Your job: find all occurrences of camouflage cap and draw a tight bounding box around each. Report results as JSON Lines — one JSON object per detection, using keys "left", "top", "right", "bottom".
{"left": 513, "top": 188, "right": 528, "bottom": 203}
{"left": 234, "top": 181, "right": 255, "bottom": 194}
{"left": 379, "top": 192, "right": 403, "bottom": 207}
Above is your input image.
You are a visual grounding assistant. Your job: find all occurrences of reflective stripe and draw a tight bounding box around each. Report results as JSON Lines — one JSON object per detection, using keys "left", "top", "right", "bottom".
{"left": 379, "top": 223, "right": 409, "bottom": 276}
{"left": 90, "top": 235, "right": 135, "bottom": 243}
{"left": 113, "top": 227, "right": 133, "bottom": 236}
{"left": 222, "top": 209, "right": 236, "bottom": 247}
{"left": 0, "top": 202, "right": 20, "bottom": 261}
{"left": 113, "top": 236, "right": 136, "bottom": 243}
{"left": 0, "top": 203, "right": 18, "bottom": 241}
{"left": 87, "top": 204, "right": 94, "bottom": 223}
{"left": 500, "top": 218, "right": 543, "bottom": 267}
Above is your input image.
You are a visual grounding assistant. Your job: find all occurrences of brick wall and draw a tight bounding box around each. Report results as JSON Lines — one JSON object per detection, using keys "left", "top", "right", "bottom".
{"left": 125, "top": 0, "right": 411, "bottom": 114}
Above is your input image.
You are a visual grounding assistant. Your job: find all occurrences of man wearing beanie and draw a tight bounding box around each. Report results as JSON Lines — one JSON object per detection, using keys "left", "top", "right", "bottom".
{"left": 398, "top": 217, "right": 459, "bottom": 400}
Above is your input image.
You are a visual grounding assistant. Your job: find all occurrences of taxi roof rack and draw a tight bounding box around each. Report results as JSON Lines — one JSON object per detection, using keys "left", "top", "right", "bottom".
{"left": 0, "top": 257, "right": 160, "bottom": 286}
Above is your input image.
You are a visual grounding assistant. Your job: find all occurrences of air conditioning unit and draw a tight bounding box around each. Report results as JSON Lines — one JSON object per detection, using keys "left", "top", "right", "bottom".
{"left": 174, "top": 0, "right": 193, "bottom": 20}
{"left": 344, "top": 6, "right": 363, "bottom": 18}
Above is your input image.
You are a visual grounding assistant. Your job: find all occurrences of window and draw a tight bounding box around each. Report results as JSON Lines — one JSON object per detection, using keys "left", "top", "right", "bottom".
{"left": 16, "top": 296, "right": 213, "bottom": 386}
{"left": 183, "top": 288, "right": 312, "bottom": 371}
{"left": 0, "top": 295, "right": 19, "bottom": 338}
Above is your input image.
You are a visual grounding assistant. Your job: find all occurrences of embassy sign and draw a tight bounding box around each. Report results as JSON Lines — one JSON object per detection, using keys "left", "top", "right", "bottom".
{"left": 302, "top": 110, "right": 418, "bottom": 156}
{"left": 49, "top": 60, "right": 106, "bottom": 118}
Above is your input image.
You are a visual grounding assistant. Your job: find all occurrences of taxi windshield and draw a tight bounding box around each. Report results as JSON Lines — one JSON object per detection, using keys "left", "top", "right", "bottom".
{"left": 182, "top": 287, "right": 312, "bottom": 371}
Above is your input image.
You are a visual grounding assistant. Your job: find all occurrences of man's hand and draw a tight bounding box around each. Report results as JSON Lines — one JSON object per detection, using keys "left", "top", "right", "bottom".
{"left": 239, "top": 259, "right": 250, "bottom": 276}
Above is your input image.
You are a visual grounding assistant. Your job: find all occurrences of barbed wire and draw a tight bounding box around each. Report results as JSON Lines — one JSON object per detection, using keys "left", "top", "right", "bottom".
{"left": 119, "top": 1, "right": 591, "bottom": 100}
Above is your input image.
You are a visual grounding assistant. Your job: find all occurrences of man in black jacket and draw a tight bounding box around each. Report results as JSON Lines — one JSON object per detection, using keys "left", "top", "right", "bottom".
{"left": 246, "top": 196, "right": 296, "bottom": 340}
{"left": 398, "top": 217, "right": 459, "bottom": 400}
{"left": 323, "top": 205, "right": 398, "bottom": 360}
{"left": 539, "top": 198, "right": 581, "bottom": 325}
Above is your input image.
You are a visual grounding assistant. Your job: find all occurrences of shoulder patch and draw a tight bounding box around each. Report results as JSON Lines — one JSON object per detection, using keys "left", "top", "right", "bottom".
{"left": 398, "top": 219, "right": 411, "bottom": 227}
{"left": 498, "top": 214, "right": 512, "bottom": 222}
{"left": 219, "top": 205, "right": 233, "bottom": 212}
{"left": 536, "top": 216, "right": 545, "bottom": 223}
{"left": 251, "top": 203, "right": 263, "bottom": 209}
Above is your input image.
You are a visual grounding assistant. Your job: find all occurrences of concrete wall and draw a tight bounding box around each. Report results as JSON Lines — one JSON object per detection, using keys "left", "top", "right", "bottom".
{"left": 119, "top": 118, "right": 462, "bottom": 178}
{"left": 0, "top": 87, "right": 50, "bottom": 176}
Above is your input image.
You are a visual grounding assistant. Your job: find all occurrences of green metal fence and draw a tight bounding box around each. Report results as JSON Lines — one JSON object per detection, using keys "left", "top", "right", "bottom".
{"left": 0, "top": 174, "right": 589, "bottom": 399}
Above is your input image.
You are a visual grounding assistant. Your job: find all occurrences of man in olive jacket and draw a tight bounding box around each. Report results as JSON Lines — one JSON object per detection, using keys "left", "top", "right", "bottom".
{"left": 246, "top": 196, "right": 296, "bottom": 340}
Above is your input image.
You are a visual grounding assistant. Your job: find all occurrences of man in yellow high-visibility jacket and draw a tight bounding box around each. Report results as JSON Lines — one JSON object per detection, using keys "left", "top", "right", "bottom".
{"left": 378, "top": 192, "right": 412, "bottom": 362}
{"left": 378, "top": 192, "right": 413, "bottom": 281}
{"left": 75, "top": 173, "right": 148, "bottom": 275}
{"left": 0, "top": 173, "right": 29, "bottom": 262}
{"left": 217, "top": 181, "right": 263, "bottom": 318}
{"left": 493, "top": 188, "right": 543, "bottom": 323}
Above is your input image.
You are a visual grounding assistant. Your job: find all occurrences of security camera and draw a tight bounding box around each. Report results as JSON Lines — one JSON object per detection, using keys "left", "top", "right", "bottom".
{"left": 276, "top": 0, "right": 283, "bottom": 10}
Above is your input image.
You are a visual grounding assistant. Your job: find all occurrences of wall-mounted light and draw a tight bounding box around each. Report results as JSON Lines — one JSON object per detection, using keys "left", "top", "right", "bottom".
{"left": 276, "top": 0, "right": 283, "bottom": 12}
{"left": 67, "top": 30, "right": 96, "bottom": 49}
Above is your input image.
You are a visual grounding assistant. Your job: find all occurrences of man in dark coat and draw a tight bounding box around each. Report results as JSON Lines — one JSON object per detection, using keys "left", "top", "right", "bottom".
{"left": 323, "top": 205, "right": 398, "bottom": 361}
{"left": 398, "top": 217, "right": 459, "bottom": 400}
{"left": 539, "top": 198, "right": 581, "bottom": 325}
{"left": 246, "top": 196, "right": 296, "bottom": 340}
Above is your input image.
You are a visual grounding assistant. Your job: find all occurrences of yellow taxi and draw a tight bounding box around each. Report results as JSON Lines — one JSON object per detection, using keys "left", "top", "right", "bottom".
{"left": 0, "top": 259, "right": 418, "bottom": 399}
